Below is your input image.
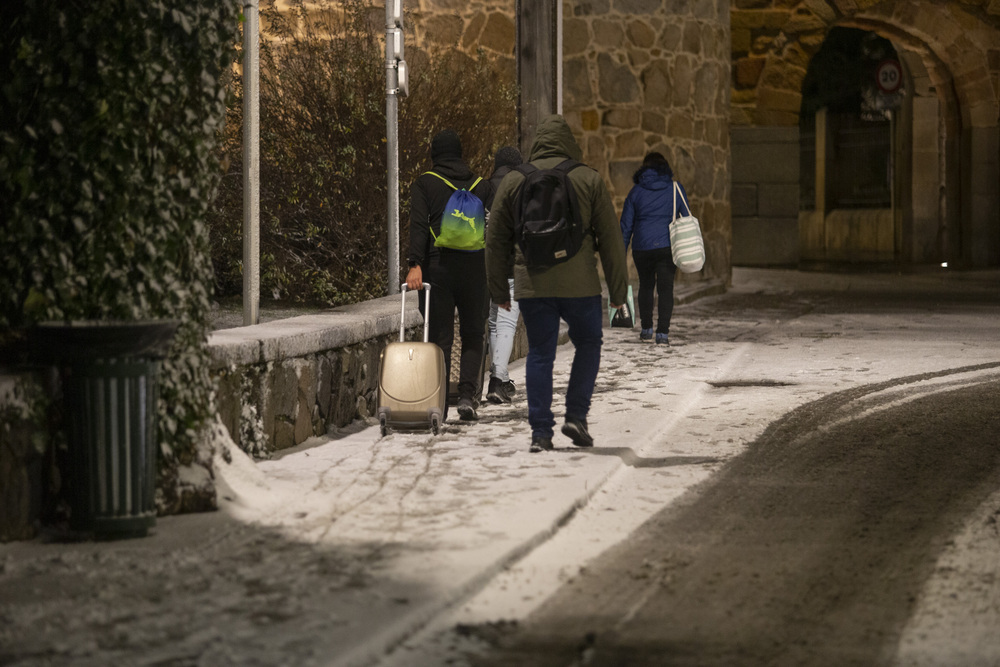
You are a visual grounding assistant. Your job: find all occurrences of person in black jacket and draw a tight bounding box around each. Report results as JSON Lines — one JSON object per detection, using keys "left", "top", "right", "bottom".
{"left": 483, "top": 146, "right": 523, "bottom": 404}
{"left": 405, "top": 129, "right": 491, "bottom": 421}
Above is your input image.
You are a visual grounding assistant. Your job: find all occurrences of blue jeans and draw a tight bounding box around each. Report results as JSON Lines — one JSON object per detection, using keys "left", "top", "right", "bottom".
{"left": 518, "top": 295, "right": 604, "bottom": 439}
{"left": 488, "top": 278, "right": 519, "bottom": 382}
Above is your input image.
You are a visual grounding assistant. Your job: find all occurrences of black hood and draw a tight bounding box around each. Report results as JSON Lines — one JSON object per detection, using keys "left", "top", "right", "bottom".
{"left": 494, "top": 146, "right": 523, "bottom": 170}
{"left": 431, "top": 129, "right": 462, "bottom": 162}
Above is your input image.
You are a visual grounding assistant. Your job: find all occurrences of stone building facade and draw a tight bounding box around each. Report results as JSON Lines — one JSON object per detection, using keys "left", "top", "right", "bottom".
{"left": 731, "top": 0, "right": 1000, "bottom": 269}
{"left": 411, "top": 0, "right": 1000, "bottom": 272}
{"left": 282, "top": 1, "right": 1000, "bottom": 273}
{"left": 407, "top": 0, "right": 733, "bottom": 286}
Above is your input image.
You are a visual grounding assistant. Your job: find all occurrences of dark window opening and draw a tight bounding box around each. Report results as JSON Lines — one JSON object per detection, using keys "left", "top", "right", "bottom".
{"left": 799, "top": 27, "right": 900, "bottom": 211}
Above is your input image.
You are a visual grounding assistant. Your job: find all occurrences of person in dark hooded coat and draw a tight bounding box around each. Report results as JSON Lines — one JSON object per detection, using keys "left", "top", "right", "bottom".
{"left": 486, "top": 115, "right": 628, "bottom": 453}
{"left": 620, "top": 151, "right": 691, "bottom": 345}
{"left": 405, "top": 129, "right": 491, "bottom": 420}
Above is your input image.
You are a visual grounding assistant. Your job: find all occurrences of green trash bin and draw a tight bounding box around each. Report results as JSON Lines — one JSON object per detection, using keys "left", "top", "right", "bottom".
{"left": 32, "top": 320, "right": 180, "bottom": 539}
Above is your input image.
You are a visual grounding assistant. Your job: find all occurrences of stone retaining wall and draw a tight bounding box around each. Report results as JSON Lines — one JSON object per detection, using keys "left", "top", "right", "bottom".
{"left": 208, "top": 293, "right": 422, "bottom": 456}
{"left": 208, "top": 292, "right": 536, "bottom": 457}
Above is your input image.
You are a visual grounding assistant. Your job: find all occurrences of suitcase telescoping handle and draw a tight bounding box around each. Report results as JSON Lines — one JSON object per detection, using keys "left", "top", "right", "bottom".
{"left": 399, "top": 283, "right": 431, "bottom": 343}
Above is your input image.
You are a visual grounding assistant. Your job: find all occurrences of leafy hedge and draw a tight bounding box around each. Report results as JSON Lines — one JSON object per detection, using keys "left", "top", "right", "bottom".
{"left": 0, "top": 0, "right": 241, "bottom": 512}
{"left": 208, "top": 0, "right": 517, "bottom": 306}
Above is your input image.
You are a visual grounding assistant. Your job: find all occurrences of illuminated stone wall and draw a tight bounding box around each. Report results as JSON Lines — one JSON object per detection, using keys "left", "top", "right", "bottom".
{"left": 413, "top": 0, "right": 733, "bottom": 283}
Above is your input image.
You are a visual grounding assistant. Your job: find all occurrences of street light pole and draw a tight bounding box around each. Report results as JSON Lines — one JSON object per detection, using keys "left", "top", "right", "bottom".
{"left": 385, "top": 0, "right": 407, "bottom": 295}
{"left": 242, "top": 0, "right": 260, "bottom": 325}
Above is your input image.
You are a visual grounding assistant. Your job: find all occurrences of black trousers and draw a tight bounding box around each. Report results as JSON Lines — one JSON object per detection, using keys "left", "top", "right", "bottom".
{"left": 419, "top": 251, "right": 489, "bottom": 401}
{"left": 632, "top": 247, "right": 676, "bottom": 334}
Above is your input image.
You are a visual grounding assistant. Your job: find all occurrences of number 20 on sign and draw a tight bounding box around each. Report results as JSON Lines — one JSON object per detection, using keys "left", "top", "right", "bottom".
{"left": 877, "top": 59, "right": 902, "bottom": 94}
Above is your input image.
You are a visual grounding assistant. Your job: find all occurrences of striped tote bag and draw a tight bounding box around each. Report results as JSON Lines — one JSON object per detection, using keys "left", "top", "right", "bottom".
{"left": 668, "top": 182, "right": 705, "bottom": 273}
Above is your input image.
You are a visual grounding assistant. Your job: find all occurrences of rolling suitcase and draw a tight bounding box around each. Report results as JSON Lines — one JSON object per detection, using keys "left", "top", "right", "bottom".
{"left": 377, "top": 283, "right": 447, "bottom": 437}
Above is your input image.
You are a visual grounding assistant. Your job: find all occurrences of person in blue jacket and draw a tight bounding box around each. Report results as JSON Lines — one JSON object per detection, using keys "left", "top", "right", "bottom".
{"left": 620, "top": 151, "right": 690, "bottom": 345}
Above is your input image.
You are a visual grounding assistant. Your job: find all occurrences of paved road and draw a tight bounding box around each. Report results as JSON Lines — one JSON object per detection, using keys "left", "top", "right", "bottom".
{"left": 382, "top": 269, "right": 1000, "bottom": 667}
{"left": 467, "top": 374, "right": 1000, "bottom": 666}
{"left": 1, "top": 268, "right": 998, "bottom": 667}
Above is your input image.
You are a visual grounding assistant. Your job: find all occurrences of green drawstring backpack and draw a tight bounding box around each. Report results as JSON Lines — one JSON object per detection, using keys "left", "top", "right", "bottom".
{"left": 426, "top": 172, "right": 485, "bottom": 251}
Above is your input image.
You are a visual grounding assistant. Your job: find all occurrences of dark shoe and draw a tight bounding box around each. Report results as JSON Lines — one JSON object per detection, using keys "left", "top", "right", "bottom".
{"left": 499, "top": 379, "right": 516, "bottom": 403}
{"left": 561, "top": 417, "right": 594, "bottom": 448}
{"left": 656, "top": 333, "right": 670, "bottom": 345}
{"left": 457, "top": 397, "right": 478, "bottom": 421}
{"left": 486, "top": 376, "right": 503, "bottom": 404}
{"left": 529, "top": 435, "right": 553, "bottom": 453}
{"left": 640, "top": 328, "right": 653, "bottom": 341}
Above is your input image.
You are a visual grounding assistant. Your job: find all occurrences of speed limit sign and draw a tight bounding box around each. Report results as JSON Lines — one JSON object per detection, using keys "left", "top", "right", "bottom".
{"left": 877, "top": 59, "right": 902, "bottom": 93}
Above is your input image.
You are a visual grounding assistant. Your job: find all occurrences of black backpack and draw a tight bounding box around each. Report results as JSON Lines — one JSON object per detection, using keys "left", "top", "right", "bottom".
{"left": 513, "top": 159, "right": 585, "bottom": 267}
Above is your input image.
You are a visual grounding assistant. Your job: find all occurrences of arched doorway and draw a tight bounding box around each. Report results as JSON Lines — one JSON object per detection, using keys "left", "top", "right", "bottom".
{"left": 798, "top": 27, "right": 900, "bottom": 267}
{"left": 730, "top": 1, "right": 1000, "bottom": 270}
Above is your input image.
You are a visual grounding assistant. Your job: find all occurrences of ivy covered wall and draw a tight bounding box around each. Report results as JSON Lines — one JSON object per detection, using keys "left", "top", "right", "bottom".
{"left": 0, "top": 0, "right": 242, "bottom": 518}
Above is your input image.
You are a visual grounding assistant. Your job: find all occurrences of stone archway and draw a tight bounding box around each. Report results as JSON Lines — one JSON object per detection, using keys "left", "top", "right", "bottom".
{"left": 731, "top": 0, "right": 1000, "bottom": 268}
{"left": 837, "top": 7, "right": 1000, "bottom": 267}
{"left": 747, "top": 1, "right": 1000, "bottom": 131}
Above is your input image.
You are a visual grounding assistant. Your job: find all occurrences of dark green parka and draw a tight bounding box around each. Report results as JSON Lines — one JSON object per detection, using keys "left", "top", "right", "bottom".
{"left": 486, "top": 115, "right": 628, "bottom": 306}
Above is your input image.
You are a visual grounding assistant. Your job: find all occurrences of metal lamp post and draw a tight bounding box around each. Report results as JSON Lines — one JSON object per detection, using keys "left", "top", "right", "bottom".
{"left": 385, "top": 0, "right": 408, "bottom": 295}
{"left": 243, "top": 0, "right": 260, "bottom": 325}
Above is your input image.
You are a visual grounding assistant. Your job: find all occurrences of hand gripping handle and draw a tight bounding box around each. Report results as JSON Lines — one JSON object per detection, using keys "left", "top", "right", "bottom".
{"left": 399, "top": 283, "right": 431, "bottom": 342}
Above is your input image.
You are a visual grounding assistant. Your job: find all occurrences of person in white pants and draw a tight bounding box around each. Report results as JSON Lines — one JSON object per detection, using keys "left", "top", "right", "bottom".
{"left": 484, "top": 146, "right": 523, "bottom": 403}
{"left": 487, "top": 277, "right": 519, "bottom": 402}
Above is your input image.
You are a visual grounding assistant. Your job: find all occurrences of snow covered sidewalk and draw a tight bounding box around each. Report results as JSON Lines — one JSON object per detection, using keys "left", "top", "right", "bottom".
{"left": 1, "top": 268, "right": 998, "bottom": 667}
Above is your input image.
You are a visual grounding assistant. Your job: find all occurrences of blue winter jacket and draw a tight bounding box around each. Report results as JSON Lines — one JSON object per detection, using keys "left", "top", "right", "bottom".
{"left": 620, "top": 165, "right": 691, "bottom": 252}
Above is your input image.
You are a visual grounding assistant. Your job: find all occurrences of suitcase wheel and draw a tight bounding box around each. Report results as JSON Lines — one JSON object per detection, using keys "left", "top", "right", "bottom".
{"left": 379, "top": 414, "right": 388, "bottom": 437}
{"left": 431, "top": 414, "right": 440, "bottom": 435}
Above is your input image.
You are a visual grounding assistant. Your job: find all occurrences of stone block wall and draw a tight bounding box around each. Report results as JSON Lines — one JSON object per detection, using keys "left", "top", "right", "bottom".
{"left": 409, "top": 1, "right": 516, "bottom": 64}
{"left": 730, "top": 1, "right": 1000, "bottom": 269}
{"left": 213, "top": 337, "right": 393, "bottom": 456}
{"left": 410, "top": 0, "right": 733, "bottom": 286}
{"left": 209, "top": 294, "right": 542, "bottom": 458}
{"left": 731, "top": 126, "right": 799, "bottom": 266}
{"left": 208, "top": 294, "right": 423, "bottom": 456}
{"left": 560, "top": 0, "right": 732, "bottom": 286}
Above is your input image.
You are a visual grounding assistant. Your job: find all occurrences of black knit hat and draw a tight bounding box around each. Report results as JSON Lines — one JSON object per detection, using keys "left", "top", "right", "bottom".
{"left": 494, "top": 146, "right": 522, "bottom": 170}
{"left": 431, "top": 129, "right": 462, "bottom": 161}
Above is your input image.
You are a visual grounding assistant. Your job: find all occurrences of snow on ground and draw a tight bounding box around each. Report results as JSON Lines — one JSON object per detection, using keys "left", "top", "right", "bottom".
{"left": 1, "top": 268, "right": 998, "bottom": 667}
